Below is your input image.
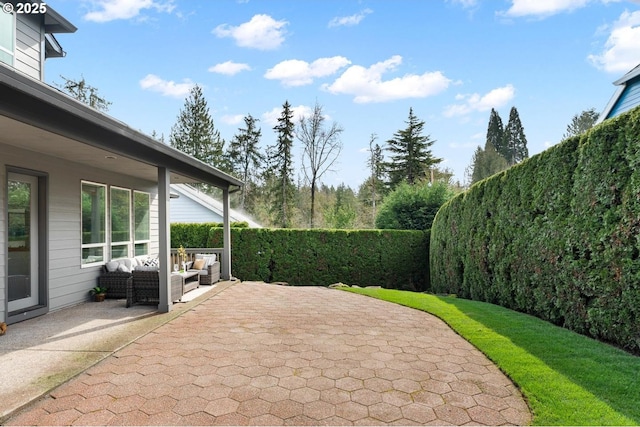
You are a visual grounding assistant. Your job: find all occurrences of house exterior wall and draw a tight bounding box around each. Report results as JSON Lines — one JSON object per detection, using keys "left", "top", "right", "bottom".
{"left": 0, "top": 164, "right": 5, "bottom": 319}
{"left": 608, "top": 77, "right": 640, "bottom": 119}
{"left": 170, "top": 195, "right": 224, "bottom": 224}
{"left": 1, "top": 142, "right": 159, "bottom": 323}
{"left": 15, "top": 14, "right": 42, "bottom": 80}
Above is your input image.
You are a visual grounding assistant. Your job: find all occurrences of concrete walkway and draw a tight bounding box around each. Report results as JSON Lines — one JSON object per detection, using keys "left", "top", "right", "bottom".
{"left": 3, "top": 282, "right": 531, "bottom": 425}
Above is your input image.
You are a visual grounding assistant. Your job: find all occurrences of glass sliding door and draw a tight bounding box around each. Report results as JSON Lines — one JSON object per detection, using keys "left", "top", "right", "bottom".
{"left": 7, "top": 172, "right": 39, "bottom": 312}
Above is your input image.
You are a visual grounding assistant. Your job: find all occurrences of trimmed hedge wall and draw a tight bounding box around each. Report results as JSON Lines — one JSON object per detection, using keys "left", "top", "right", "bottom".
{"left": 171, "top": 224, "right": 429, "bottom": 290}
{"left": 170, "top": 222, "right": 248, "bottom": 248}
{"left": 430, "top": 106, "right": 640, "bottom": 353}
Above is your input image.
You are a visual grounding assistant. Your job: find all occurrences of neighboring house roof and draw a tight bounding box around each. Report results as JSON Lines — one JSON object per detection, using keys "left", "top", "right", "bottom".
{"left": 170, "top": 184, "right": 262, "bottom": 228}
{"left": 0, "top": 63, "right": 244, "bottom": 191}
{"left": 597, "top": 63, "right": 640, "bottom": 124}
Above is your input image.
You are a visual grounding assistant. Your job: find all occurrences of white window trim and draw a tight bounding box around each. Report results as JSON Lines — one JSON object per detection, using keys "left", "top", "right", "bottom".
{"left": 133, "top": 190, "right": 151, "bottom": 257}
{"left": 0, "top": 2, "right": 15, "bottom": 66}
{"left": 81, "top": 184, "right": 152, "bottom": 266}
{"left": 110, "top": 186, "right": 132, "bottom": 259}
{"left": 81, "top": 181, "right": 107, "bottom": 268}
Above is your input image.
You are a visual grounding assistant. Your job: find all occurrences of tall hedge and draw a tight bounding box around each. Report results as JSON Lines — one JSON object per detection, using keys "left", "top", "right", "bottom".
{"left": 430, "top": 106, "right": 640, "bottom": 353}
{"left": 200, "top": 227, "right": 429, "bottom": 290}
{"left": 170, "top": 221, "right": 248, "bottom": 248}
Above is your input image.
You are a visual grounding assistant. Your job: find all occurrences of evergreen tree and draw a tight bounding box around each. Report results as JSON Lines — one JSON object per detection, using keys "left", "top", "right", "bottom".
{"left": 150, "top": 130, "right": 165, "bottom": 143}
{"left": 375, "top": 181, "right": 454, "bottom": 230}
{"left": 266, "top": 101, "right": 296, "bottom": 228}
{"left": 503, "top": 106, "right": 528, "bottom": 165}
{"left": 563, "top": 108, "right": 599, "bottom": 139}
{"left": 385, "top": 107, "right": 441, "bottom": 189}
{"left": 169, "top": 85, "right": 227, "bottom": 170}
{"left": 227, "top": 114, "right": 264, "bottom": 210}
{"left": 486, "top": 108, "right": 506, "bottom": 159}
{"left": 469, "top": 142, "right": 509, "bottom": 184}
{"left": 467, "top": 109, "right": 511, "bottom": 184}
{"left": 324, "top": 183, "right": 357, "bottom": 229}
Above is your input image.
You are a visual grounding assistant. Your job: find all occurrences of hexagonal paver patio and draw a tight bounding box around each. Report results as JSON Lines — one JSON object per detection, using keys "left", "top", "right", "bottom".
{"left": 4, "top": 282, "right": 531, "bottom": 426}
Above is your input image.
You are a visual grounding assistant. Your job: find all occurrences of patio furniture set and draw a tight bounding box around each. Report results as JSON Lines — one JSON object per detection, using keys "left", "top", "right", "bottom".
{"left": 97, "top": 254, "right": 220, "bottom": 307}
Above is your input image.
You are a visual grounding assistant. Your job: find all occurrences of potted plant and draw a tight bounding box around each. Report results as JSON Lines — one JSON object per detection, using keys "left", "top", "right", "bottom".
{"left": 89, "top": 285, "right": 107, "bottom": 302}
{"left": 178, "top": 245, "right": 187, "bottom": 272}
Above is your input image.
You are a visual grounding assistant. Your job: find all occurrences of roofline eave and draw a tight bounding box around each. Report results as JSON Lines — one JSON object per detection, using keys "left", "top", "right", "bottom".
{"left": 0, "top": 64, "right": 243, "bottom": 190}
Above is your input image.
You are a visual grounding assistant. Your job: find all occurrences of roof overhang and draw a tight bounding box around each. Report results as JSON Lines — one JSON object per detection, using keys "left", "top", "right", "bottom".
{"left": 0, "top": 64, "right": 244, "bottom": 191}
{"left": 613, "top": 64, "right": 640, "bottom": 86}
{"left": 44, "top": 33, "right": 65, "bottom": 58}
{"left": 3, "top": 2, "right": 76, "bottom": 33}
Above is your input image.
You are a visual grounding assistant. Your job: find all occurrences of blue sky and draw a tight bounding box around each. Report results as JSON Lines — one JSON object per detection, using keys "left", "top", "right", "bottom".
{"left": 45, "top": 0, "right": 640, "bottom": 188}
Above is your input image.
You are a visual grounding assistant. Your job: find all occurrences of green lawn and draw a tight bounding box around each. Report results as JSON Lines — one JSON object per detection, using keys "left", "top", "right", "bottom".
{"left": 341, "top": 287, "right": 640, "bottom": 426}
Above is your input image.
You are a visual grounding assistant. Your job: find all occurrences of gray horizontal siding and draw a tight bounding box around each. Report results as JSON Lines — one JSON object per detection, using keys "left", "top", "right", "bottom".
{"left": 1, "top": 142, "right": 159, "bottom": 318}
{"left": 14, "top": 14, "right": 41, "bottom": 80}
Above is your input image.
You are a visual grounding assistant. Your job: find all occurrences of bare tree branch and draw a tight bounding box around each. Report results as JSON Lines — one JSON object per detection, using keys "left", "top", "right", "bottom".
{"left": 297, "top": 102, "right": 343, "bottom": 227}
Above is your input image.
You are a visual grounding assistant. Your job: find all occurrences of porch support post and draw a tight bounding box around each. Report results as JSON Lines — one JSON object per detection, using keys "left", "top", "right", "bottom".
{"left": 157, "top": 167, "right": 172, "bottom": 313}
{"left": 222, "top": 187, "right": 231, "bottom": 280}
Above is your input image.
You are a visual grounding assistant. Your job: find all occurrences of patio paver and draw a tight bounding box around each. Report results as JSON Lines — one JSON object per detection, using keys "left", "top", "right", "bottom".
{"left": 4, "top": 282, "right": 532, "bottom": 425}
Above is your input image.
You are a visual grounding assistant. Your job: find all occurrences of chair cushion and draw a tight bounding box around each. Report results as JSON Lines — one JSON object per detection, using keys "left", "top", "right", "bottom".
{"left": 106, "top": 261, "right": 120, "bottom": 272}
{"left": 135, "top": 265, "right": 158, "bottom": 272}
{"left": 117, "top": 264, "right": 131, "bottom": 273}
{"left": 196, "top": 254, "right": 216, "bottom": 266}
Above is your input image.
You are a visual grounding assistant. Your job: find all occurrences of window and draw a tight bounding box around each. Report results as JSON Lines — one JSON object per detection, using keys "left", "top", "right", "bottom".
{"left": 134, "top": 191, "right": 150, "bottom": 256}
{"left": 110, "top": 187, "right": 131, "bottom": 259}
{"left": 81, "top": 182, "right": 106, "bottom": 265}
{"left": 0, "top": 3, "right": 14, "bottom": 66}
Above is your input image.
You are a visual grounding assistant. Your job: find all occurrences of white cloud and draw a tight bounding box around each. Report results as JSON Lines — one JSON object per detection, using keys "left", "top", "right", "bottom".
{"left": 443, "top": 84, "right": 515, "bottom": 117}
{"left": 328, "top": 8, "right": 373, "bottom": 27}
{"left": 322, "top": 55, "right": 451, "bottom": 103}
{"left": 498, "top": 0, "right": 590, "bottom": 18}
{"left": 139, "top": 74, "right": 194, "bottom": 98}
{"left": 264, "top": 56, "right": 351, "bottom": 87}
{"left": 213, "top": 14, "right": 288, "bottom": 50}
{"left": 220, "top": 114, "right": 245, "bottom": 125}
{"left": 208, "top": 61, "right": 251, "bottom": 76}
{"left": 588, "top": 10, "right": 640, "bottom": 73}
{"left": 262, "top": 104, "right": 314, "bottom": 126}
{"left": 447, "top": 0, "right": 479, "bottom": 9}
{"left": 83, "top": 0, "right": 175, "bottom": 22}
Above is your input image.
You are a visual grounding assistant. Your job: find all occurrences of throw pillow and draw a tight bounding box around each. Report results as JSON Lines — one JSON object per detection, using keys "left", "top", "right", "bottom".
{"left": 192, "top": 259, "right": 206, "bottom": 270}
{"left": 106, "top": 261, "right": 119, "bottom": 272}
{"left": 117, "top": 264, "right": 130, "bottom": 273}
{"left": 143, "top": 257, "right": 159, "bottom": 267}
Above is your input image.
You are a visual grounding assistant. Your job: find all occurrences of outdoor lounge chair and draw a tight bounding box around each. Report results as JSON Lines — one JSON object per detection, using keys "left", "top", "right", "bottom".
{"left": 98, "top": 270, "right": 132, "bottom": 299}
{"left": 129, "top": 270, "right": 160, "bottom": 307}
{"left": 192, "top": 256, "right": 220, "bottom": 285}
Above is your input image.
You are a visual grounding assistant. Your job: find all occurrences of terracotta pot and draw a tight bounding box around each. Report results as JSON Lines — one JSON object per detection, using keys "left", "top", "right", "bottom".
{"left": 94, "top": 293, "right": 106, "bottom": 302}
